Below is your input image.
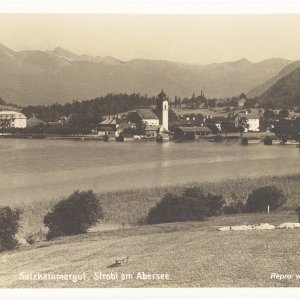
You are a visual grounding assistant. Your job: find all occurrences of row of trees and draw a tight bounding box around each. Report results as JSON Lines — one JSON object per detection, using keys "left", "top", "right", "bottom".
{"left": 273, "top": 118, "right": 300, "bottom": 143}
{"left": 22, "top": 93, "right": 158, "bottom": 123}
{"left": 147, "top": 186, "right": 287, "bottom": 224}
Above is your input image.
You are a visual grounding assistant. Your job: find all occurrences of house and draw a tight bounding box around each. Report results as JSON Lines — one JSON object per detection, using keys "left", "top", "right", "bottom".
{"left": 234, "top": 112, "right": 260, "bottom": 132}
{"left": 98, "top": 116, "right": 120, "bottom": 136}
{"left": 128, "top": 109, "right": 159, "bottom": 129}
{"left": 0, "top": 111, "right": 27, "bottom": 128}
{"left": 98, "top": 116, "right": 134, "bottom": 136}
{"left": 174, "top": 126, "right": 212, "bottom": 140}
{"left": 144, "top": 125, "right": 159, "bottom": 138}
{"left": 238, "top": 98, "right": 246, "bottom": 109}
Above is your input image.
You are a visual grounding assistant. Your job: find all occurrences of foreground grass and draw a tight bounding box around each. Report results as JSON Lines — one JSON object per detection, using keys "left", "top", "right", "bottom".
{"left": 15, "top": 174, "right": 300, "bottom": 242}
{"left": 0, "top": 211, "right": 299, "bottom": 288}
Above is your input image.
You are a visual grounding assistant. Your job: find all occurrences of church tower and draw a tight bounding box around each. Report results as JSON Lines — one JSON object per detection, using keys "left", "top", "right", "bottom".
{"left": 162, "top": 97, "right": 168, "bottom": 131}
{"left": 157, "top": 89, "right": 169, "bottom": 131}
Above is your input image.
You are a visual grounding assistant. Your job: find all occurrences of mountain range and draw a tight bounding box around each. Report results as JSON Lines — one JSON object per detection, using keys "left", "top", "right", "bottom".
{"left": 0, "top": 43, "right": 295, "bottom": 106}
{"left": 257, "top": 65, "right": 300, "bottom": 107}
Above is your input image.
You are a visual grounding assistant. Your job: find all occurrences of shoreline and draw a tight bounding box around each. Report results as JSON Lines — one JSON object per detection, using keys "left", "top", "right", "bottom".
{"left": 0, "top": 131, "right": 286, "bottom": 144}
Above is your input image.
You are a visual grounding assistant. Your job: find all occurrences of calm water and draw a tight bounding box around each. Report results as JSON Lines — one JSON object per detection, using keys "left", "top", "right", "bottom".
{"left": 0, "top": 138, "right": 299, "bottom": 204}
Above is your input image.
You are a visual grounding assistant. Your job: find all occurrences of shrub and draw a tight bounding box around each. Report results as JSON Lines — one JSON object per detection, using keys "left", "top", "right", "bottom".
{"left": 245, "top": 186, "right": 286, "bottom": 213}
{"left": 241, "top": 137, "right": 248, "bottom": 145}
{"left": 147, "top": 188, "right": 224, "bottom": 224}
{"left": 223, "top": 201, "right": 246, "bottom": 214}
{"left": 0, "top": 206, "right": 22, "bottom": 252}
{"left": 205, "top": 193, "right": 225, "bottom": 216}
{"left": 44, "top": 190, "right": 103, "bottom": 239}
{"left": 183, "top": 187, "right": 205, "bottom": 199}
{"left": 183, "top": 187, "right": 224, "bottom": 217}
{"left": 281, "top": 136, "right": 288, "bottom": 144}
{"left": 147, "top": 193, "right": 207, "bottom": 224}
{"left": 263, "top": 136, "right": 272, "bottom": 145}
{"left": 214, "top": 135, "right": 224, "bottom": 142}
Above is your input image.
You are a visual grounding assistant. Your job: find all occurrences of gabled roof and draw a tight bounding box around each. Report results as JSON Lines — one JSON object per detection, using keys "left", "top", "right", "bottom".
{"left": 136, "top": 109, "right": 159, "bottom": 120}
{"left": 0, "top": 111, "right": 26, "bottom": 118}
{"left": 100, "top": 117, "right": 119, "bottom": 125}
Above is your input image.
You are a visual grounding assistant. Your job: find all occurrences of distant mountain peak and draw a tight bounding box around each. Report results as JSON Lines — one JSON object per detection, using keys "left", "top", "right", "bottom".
{"left": 239, "top": 58, "right": 250, "bottom": 62}
{"left": 0, "top": 43, "right": 294, "bottom": 105}
{"left": 48, "top": 47, "right": 80, "bottom": 61}
{"left": 0, "top": 43, "right": 15, "bottom": 56}
{"left": 52, "top": 46, "right": 75, "bottom": 53}
{"left": 234, "top": 58, "right": 252, "bottom": 65}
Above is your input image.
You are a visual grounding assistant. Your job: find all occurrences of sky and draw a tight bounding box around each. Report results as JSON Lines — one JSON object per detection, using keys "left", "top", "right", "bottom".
{"left": 0, "top": 14, "right": 300, "bottom": 64}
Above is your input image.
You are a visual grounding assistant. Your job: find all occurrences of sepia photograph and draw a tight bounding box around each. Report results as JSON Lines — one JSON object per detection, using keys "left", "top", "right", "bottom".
{"left": 0, "top": 1, "right": 299, "bottom": 297}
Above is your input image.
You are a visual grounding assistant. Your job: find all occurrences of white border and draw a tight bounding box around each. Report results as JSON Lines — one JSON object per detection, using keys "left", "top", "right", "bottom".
{"left": 0, "top": 0, "right": 300, "bottom": 299}
{"left": 0, "top": 0, "right": 300, "bottom": 14}
{"left": 1, "top": 288, "right": 300, "bottom": 299}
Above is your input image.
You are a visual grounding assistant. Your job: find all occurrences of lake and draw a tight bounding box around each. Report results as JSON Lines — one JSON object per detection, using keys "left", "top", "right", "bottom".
{"left": 0, "top": 138, "right": 299, "bottom": 205}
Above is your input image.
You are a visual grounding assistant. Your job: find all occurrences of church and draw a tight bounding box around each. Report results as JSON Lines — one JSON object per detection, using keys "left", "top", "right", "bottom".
{"left": 127, "top": 89, "right": 169, "bottom": 133}
{"left": 98, "top": 90, "right": 169, "bottom": 138}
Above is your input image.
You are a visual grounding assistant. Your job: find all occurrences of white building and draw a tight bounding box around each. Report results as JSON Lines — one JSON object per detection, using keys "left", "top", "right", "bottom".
{"left": 0, "top": 111, "right": 27, "bottom": 128}
{"left": 238, "top": 98, "right": 246, "bottom": 109}
{"left": 235, "top": 112, "right": 260, "bottom": 132}
{"left": 134, "top": 109, "right": 160, "bottom": 126}
{"left": 162, "top": 98, "right": 169, "bottom": 131}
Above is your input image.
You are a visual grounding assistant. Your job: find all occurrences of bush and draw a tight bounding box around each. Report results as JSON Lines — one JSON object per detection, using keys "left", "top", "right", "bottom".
{"left": 147, "top": 188, "right": 224, "bottom": 224}
{"left": 147, "top": 193, "right": 207, "bottom": 224}
{"left": 214, "top": 135, "right": 224, "bottom": 142}
{"left": 44, "top": 190, "right": 103, "bottom": 239}
{"left": 0, "top": 206, "right": 22, "bottom": 252}
{"left": 241, "top": 137, "right": 248, "bottom": 145}
{"left": 183, "top": 188, "right": 224, "bottom": 217}
{"left": 245, "top": 186, "right": 286, "bottom": 213}
{"left": 263, "top": 136, "right": 272, "bottom": 145}
{"left": 205, "top": 193, "right": 225, "bottom": 216}
{"left": 223, "top": 201, "right": 246, "bottom": 214}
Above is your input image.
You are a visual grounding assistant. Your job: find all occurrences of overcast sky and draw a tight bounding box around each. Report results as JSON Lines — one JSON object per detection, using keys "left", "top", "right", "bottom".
{"left": 1, "top": 14, "right": 300, "bottom": 64}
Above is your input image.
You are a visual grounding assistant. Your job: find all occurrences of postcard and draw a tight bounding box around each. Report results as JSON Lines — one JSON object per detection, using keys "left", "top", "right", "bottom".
{"left": 0, "top": 1, "right": 299, "bottom": 299}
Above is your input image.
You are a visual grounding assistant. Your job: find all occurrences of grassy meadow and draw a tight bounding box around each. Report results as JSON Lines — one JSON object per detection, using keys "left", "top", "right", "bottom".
{"left": 14, "top": 173, "right": 300, "bottom": 242}
{"left": 1, "top": 211, "right": 300, "bottom": 288}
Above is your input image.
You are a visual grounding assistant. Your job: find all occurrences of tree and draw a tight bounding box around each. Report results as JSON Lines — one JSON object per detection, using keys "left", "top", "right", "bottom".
{"left": 263, "top": 109, "right": 275, "bottom": 120}
{"left": 0, "top": 97, "right": 6, "bottom": 105}
{"left": 147, "top": 193, "right": 207, "bottom": 224}
{"left": 263, "top": 136, "right": 273, "bottom": 145}
{"left": 237, "top": 125, "right": 245, "bottom": 138}
{"left": 241, "top": 137, "right": 248, "bottom": 145}
{"left": 239, "top": 92, "right": 247, "bottom": 99}
{"left": 146, "top": 188, "right": 224, "bottom": 225}
{"left": 245, "top": 186, "right": 286, "bottom": 213}
{"left": 205, "top": 118, "right": 219, "bottom": 134}
{"left": 278, "top": 109, "right": 289, "bottom": 119}
{"left": 221, "top": 121, "right": 236, "bottom": 137}
{"left": 44, "top": 190, "right": 103, "bottom": 239}
{"left": 208, "top": 99, "right": 217, "bottom": 108}
{"left": 0, "top": 206, "right": 22, "bottom": 252}
{"left": 273, "top": 119, "right": 293, "bottom": 143}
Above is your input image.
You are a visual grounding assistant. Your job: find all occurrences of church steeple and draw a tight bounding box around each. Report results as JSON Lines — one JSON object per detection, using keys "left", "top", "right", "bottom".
{"left": 158, "top": 89, "right": 167, "bottom": 102}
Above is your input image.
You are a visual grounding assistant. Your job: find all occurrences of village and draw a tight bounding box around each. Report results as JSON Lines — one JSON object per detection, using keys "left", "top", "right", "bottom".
{"left": 0, "top": 90, "right": 300, "bottom": 144}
